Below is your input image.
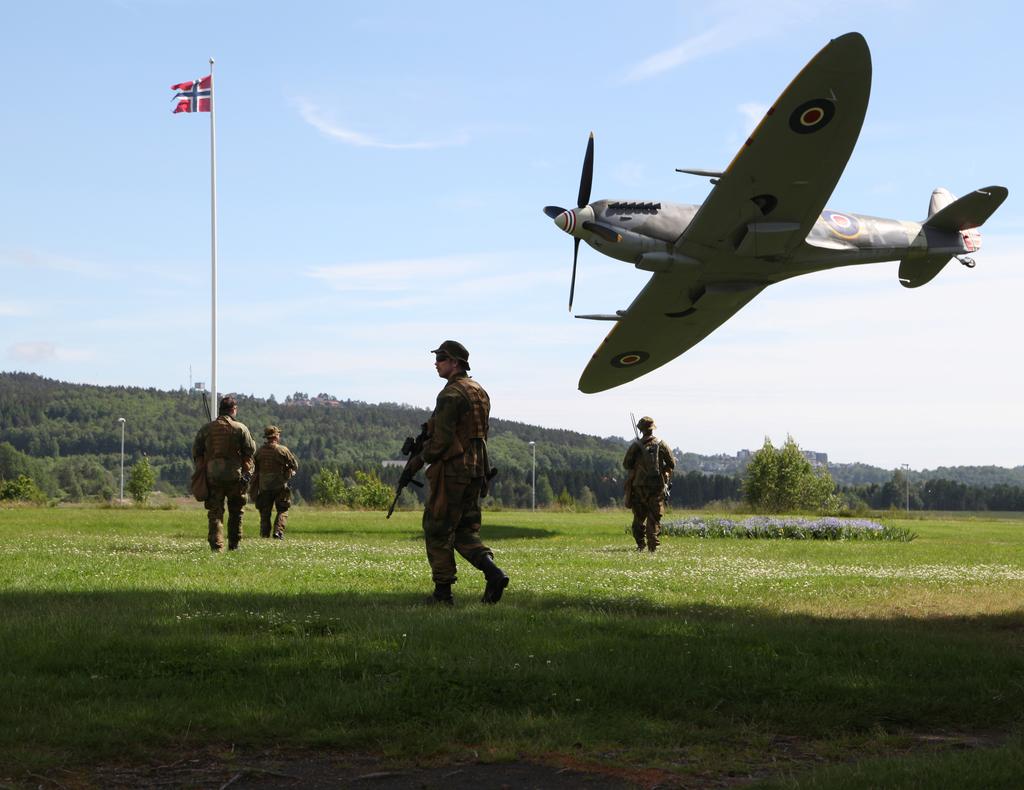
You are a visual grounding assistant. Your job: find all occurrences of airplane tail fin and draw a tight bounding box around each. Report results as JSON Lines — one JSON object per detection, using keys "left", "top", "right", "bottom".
{"left": 924, "top": 185, "right": 1007, "bottom": 230}
{"left": 899, "top": 185, "right": 1008, "bottom": 288}
{"left": 927, "top": 187, "right": 955, "bottom": 218}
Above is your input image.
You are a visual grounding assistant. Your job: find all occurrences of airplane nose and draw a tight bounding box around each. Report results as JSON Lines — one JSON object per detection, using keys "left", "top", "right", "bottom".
{"left": 555, "top": 209, "right": 575, "bottom": 234}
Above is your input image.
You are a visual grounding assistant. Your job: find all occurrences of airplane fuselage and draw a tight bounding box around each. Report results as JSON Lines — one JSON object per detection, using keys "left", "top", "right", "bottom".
{"left": 573, "top": 198, "right": 973, "bottom": 286}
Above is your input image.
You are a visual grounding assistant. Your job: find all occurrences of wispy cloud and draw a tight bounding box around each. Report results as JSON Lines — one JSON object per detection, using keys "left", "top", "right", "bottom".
{"left": 294, "top": 98, "right": 470, "bottom": 150}
{"left": 307, "top": 253, "right": 558, "bottom": 291}
{"left": 7, "top": 341, "right": 95, "bottom": 363}
{"left": 305, "top": 252, "right": 564, "bottom": 308}
{"left": 623, "top": 23, "right": 765, "bottom": 82}
{"left": 0, "top": 302, "right": 32, "bottom": 317}
{"left": 622, "top": 2, "right": 819, "bottom": 83}
{"left": 307, "top": 255, "right": 482, "bottom": 291}
{"left": 0, "top": 248, "right": 110, "bottom": 278}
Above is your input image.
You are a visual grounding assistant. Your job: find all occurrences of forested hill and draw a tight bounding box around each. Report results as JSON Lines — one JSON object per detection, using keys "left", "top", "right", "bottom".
{"left": 0, "top": 372, "right": 654, "bottom": 506}
{"left": 3, "top": 372, "right": 1019, "bottom": 507}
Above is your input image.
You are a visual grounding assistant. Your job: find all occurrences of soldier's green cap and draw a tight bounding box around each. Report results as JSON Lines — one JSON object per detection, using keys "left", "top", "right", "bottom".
{"left": 431, "top": 340, "right": 470, "bottom": 370}
{"left": 264, "top": 425, "right": 281, "bottom": 438}
{"left": 636, "top": 416, "right": 656, "bottom": 430}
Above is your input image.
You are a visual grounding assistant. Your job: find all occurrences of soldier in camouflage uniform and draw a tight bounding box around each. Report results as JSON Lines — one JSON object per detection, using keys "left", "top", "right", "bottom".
{"left": 252, "top": 425, "right": 299, "bottom": 540}
{"left": 623, "top": 416, "right": 675, "bottom": 553}
{"left": 192, "top": 396, "right": 257, "bottom": 552}
{"left": 401, "top": 340, "right": 509, "bottom": 605}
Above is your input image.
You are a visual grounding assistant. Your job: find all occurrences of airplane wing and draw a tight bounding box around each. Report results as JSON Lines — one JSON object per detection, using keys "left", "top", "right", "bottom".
{"left": 578, "top": 33, "right": 871, "bottom": 393}
{"left": 675, "top": 32, "right": 871, "bottom": 258}
{"left": 578, "top": 273, "right": 766, "bottom": 393}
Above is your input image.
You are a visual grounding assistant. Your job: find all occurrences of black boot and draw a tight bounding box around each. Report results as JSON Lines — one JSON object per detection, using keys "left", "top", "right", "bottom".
{"left": 477, "top": 555, "right": 509, "bottom": 604}
{"left": 427, "top": 582, "right": 454, "bottom": 606}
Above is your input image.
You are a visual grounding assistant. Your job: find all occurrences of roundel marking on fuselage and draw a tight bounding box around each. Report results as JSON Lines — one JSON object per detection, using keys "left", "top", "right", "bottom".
{"left": 822, "top": 210, "right": 860, "bottom": 239}
{"left": 789, "top": 99, "right": 835, "bottom": 134}
{"left": 611, "top": 351, "right": 650, "bottom": 368}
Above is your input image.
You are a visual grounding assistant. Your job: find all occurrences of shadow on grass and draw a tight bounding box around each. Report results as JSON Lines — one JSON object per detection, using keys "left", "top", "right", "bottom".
{"left": 394, "top": 523, "right": 561, "bottom": 542}
{"left": 3, "top": 589, "right": 1024, "bottom": 774}
{"left": 483, "top": 523, "right": 561, "bottom": 539}
{"left": 292, "top": 524, "right": 559, "bottom": 540}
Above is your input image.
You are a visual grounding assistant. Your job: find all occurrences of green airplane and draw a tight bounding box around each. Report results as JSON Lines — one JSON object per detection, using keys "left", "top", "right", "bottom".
{"left": 545, "top": 32, "right": 1008, "bottom": 394}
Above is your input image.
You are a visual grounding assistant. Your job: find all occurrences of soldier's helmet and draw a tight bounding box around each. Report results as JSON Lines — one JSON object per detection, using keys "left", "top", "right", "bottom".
{"left": 264, "top": 425, "right": 281, "bottom": 439}
{"left": 636, "top": 416, "right": 656, "bottom": 431}
{"left": 430, "top": 340, "right": 470, "bottom": 371}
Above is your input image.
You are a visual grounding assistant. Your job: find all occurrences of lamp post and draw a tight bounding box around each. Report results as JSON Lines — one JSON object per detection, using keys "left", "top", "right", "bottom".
{"left": 900, "top": 463, "right": 910, "bottom": 512}
{"left": 529, "top": 441, "right": 536, "bottom": 511}
{"left": 118, "top": 417, "right": 126, "bottom": 504}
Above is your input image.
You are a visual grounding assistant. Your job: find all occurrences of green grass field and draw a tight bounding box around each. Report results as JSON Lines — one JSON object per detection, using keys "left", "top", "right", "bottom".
{"left": 2, "top": 505, "right": 1024, "bottom": 787}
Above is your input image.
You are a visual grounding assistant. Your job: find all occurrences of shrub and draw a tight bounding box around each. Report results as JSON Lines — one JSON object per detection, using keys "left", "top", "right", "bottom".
{"left": 312, "top": 468, "right": 392, "bottom": 509}
{"left": 350, "top": 470, "right": 392, "bottom": 510}
{"left": 126, "top": 457, "right": 156, "bottom": 505}
{"left": 0, "top": 475, "right": 47, "bottom": 504}
{"left": 312, "top": 469, "right": 346, "bottom": 505}
{"left": 743, "top": 436, "right": 837, "bottom": 513}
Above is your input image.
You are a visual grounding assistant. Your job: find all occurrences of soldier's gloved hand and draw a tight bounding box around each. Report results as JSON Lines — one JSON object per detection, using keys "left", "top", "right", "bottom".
{"left": 241, "top": 471, "right": 252, "bottom": 485}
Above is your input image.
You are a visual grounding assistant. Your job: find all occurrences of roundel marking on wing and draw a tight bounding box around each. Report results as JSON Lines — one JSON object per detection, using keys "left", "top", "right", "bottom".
{"left": 611, "top": 351, "right": 650, "bottom": 368}
{"left": 789, "top": 99, "right": 835, "bottom": 134}
{"left": 822, "top": 210, "right": 860, "bottom": 239}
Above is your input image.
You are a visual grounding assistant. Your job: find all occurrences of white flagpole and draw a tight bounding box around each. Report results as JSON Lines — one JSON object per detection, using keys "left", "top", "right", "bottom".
{"left": 209, "top": 57, "right": 218, "bottom": 421}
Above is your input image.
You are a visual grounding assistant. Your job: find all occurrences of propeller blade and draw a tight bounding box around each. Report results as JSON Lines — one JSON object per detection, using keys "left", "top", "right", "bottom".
{"left": 569, "top": 238, "right": 580, "bottom": 312}
{"left": 544, "top": 205, "right": 567, "bottom": 219}
{"left": 582, "top": 221, "right": 622, "bottom": 243}
{"left": 577, "top": 132, "right": 594, "bottom": 208}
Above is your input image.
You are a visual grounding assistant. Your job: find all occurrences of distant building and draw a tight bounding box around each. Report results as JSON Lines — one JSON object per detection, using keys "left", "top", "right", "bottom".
{"left": 802, "top": 450, "right": 829, "bottom": 466}
{"left": 735, "top": 448, "right": 828, "bottom": 466}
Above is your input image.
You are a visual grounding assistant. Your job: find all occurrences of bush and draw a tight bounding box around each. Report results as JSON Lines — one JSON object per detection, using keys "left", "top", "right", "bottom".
{"left": 126, "top": 457, "right": 156, "bottom": 504}
{"left": 313, "top": 468, "right": 392, "bottom": 509}
{"left": 0, "top": 475, "right": 47, "bottom": 504}
{"left": 313, "top": 469, "right": 346, "bottom": 505}
{"left": 743, "top": 436, "right": 837, "bottom": 513}
{"left": 576, "top": 486, "right": 598, "bottom": 512}
{"left": 350, "top": 470, "right": 392, "bottom": 510}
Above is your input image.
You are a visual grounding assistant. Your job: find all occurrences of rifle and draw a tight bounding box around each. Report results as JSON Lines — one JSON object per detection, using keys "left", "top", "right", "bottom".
{"left": 629, "top": 412, "right": 640, "bottom": 442}
{"left": 386, "top": 423, "right": 429, "bottom": 519}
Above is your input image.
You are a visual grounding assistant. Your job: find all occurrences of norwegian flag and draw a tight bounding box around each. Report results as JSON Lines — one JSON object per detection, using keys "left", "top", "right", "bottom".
{"left": 171, "top": 75, "right": 212, "bottom": 113}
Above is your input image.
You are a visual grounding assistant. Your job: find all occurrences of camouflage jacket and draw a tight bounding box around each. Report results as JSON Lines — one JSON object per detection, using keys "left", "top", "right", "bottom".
{"left": 192, "top": 416, "right": 256, "bottom": 484}
{"left": 623, "top": 436, "right": 675, "bottom": 491}
{"left": 422, "top": 372, "right": 490, "bottom": 479}
{"left": 254, "top": 441, "right": 299, "bottom": 491}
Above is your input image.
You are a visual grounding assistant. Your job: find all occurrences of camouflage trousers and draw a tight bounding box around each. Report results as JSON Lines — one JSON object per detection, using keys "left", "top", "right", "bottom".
{"left": 630, "top": 488, "right": 665, "bottom": 551}
{"left": 255, "top": 487, "right": 291, "bottom": 538}
{"left": 422, "top": 476, "right": 492, "bottom": 585}
{"left": 205, "top": 480, "right": 247, "bottom": 550}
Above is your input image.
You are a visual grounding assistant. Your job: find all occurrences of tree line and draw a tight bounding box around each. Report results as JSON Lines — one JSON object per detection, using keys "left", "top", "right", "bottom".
{"left": 0, "top": 372, "right": 649, "bottom": 508}
{"left": 2, "top": 372, "right": 1022, "bottom": 511}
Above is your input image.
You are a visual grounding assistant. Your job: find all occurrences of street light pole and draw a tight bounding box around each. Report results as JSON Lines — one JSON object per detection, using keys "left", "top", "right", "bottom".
{"left": 529, "top": 441, "right": 536, "bottom": 511}
{"left": 901, "top": 463, "right": 910, "bottom": 512}
{"left": 118, "top": 417, "right": 126, "bottom": 504}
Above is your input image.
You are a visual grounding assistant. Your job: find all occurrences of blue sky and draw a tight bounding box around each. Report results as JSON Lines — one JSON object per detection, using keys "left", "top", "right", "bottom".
{"left": 2, "top": 0, "right": 1021, "bottom": 470}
